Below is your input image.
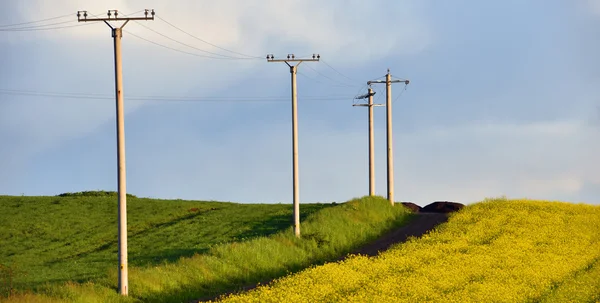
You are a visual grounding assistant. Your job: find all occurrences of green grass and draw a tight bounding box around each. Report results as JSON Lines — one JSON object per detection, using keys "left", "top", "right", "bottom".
{"left": 0, "top": 193, "right": 414, "bottom": 302}
{"left": 0, "top": 192, "right": 330, "bottom": 291}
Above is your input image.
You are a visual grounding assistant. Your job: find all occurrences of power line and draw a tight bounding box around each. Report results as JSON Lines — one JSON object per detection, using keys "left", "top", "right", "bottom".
{"left": 297, "top": 71, "right": 361, "bottom": 89}
{"left": 0, "top": 12, "right": 108, "bottom": 32}
{"left": 0, "top": 89, "right": 350, "bottom": 103}
{"left": 156, "top": 15, "right": 263, "bottom": 59}
{"left": 124, "top": 30, "right": 259, "bottom": 60}
{"left": 133, "top": 21, "right": 257, "bottom": 60}
{"left": 302, "top": 64, "right": 361, "bottom": 88}
{"left": 0, "top": 19, "right": 76, "bottom": 30}
{"left": 392, "top": 83, "right": 408, "bottom": 103}
{"left": 0, "top": 22, "right": 93, "bottom": 32}
{"left": 320, "top": 59, "right": 360, "bottom": 84}
{"left": 0, "top": 13, "right": 73, "bottom": 28}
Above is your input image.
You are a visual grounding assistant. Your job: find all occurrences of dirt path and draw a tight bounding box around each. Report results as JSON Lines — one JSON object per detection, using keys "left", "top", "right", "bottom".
{"left": 344, "top": 212, "right": 449, "bottom": 258}
{"left": 194, "top": 212, "right": 449, "bottom": 302}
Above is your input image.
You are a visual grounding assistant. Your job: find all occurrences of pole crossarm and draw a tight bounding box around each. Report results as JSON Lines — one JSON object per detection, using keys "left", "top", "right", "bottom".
{"left": 77, "top": 9, "right": 155, "bottom": 23}
{"left": 353, "top": 104, "right": 384, "bottom": 107}
{"left": 368, "top": 79, "right": 409, "bottom": 85}
{"left": 266, "top": 53, "right": 320, "bottom": 64}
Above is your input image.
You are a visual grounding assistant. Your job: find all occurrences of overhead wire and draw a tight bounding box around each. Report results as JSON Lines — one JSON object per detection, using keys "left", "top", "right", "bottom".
{"left": 0, "top": 89, "right": 352, "bottom": 103}
{"left": 0, "top": 22, "right": 93, "bottom": 32}
{"left": 320, "top": 59, "right": 360, "bottom": 84}
{"left": 0, "top": 11, "right": 108, "bottom": 32}
{"left": 131, "top": 21, "right": 258, "bottom": 60}
{"left": 0, "top": 19, "right": 77, "bottom": 30}
{"left": 392, "top": 83, "right": 408, "bottom": 104}
{"left": 156, "top": 15, "right": 263, "bottom": 59}
{"left": 302, "top": 64, "right": 361, "bottom": 88}
{"left": 297, "top": 71, "right": 367, "bottom": 89}
{"left": 2, "top": 12, "right": 383, "bottom": 106}
{"left": 389, "top": 74, "right": 410, "bottom": 103}
{"left": 124, "top": 30, "right": 258, "bottom": 60}
{"left": 0, "top": 13, "right": 73, "bottom": 28}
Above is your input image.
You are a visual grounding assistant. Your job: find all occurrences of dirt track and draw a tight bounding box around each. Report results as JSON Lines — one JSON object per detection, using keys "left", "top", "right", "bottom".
{"left": 345, "top": 212, "right": 449, "bottom": 258}
{"left": 195, "top": 212, "right": 449, "bottom": 302}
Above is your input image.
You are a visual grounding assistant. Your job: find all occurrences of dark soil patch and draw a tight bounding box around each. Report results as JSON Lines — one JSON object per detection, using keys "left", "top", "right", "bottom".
{"left": 400, "top": 202, "right": 422, "bottom": 213}
{"left": 421, "top": 201, "right": 464, "bottom": 213}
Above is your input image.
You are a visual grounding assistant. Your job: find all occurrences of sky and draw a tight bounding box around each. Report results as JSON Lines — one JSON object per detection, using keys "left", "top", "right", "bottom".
{"left": 1, "top": 0, "right": 600, "bottom": 206}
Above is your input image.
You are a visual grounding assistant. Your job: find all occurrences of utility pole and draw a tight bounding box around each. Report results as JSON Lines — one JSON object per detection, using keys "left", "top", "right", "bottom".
{"left": 367, "top": 69, "right": 409, "bottom": 205}
{"left": 266, "top": 53, "right": 319, "bottom": 237}
{"left": 77, "top": 9, "right": 154, "bottom": 296}
{"left": 353, "top": 88, "right": 384, "bottom": 196}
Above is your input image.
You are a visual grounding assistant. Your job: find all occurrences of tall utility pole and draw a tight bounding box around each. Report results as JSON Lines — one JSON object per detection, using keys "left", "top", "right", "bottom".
{"left": 77, "top": 9, "right": 154, "bottom": 296}
{"left": 266, "top": 53, "right": 319, "bottom": 238}
{"left": 353, "top": 88, "right": 384, "bottom": 196}
{"left": 367, "top": 69, "right": 409, "bottom": 205}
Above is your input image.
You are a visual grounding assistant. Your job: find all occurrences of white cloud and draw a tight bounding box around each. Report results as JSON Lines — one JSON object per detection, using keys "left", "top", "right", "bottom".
{"left": 10, "top": 0, "right": 432, "bottom": 62}
{"left": 1, "top": 0, "right": 432, "bottom": 164}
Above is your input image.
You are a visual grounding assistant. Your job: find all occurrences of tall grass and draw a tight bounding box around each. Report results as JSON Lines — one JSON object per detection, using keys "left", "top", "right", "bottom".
{"left": 1, "top": 195, "right": 413, "bottom": 303}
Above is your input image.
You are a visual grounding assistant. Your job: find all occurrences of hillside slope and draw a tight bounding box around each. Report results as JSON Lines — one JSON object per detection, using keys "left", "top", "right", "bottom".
{"left": 0, "top": 195, "right": 413, "bottom": 302}
{"left": 0, "top": 193, "right": 330, "bottom": 290}
{"left": 217, "top": 198, "right": 600, "bottom": 303}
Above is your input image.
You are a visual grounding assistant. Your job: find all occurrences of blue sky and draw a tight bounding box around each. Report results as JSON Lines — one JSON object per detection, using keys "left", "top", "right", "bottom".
{"left": 1, "top": 0, "right": 600, "bottom": 206}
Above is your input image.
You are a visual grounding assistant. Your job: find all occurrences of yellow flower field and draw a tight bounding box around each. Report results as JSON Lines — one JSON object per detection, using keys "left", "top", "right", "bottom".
{"left": 217, "top": 198, "right": 600, "bottom": 303}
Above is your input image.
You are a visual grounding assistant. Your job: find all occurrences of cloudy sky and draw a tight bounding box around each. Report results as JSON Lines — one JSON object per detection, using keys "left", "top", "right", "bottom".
{"left": 1, "top": 0, "right": 600, "bottom": 206}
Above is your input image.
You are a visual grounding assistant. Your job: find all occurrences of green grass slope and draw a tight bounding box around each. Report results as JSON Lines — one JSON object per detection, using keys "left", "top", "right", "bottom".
{"left": 0, "top": 192, "right": 330, "bottom": 291}
{"left": 218, "top": 198, "right": 600, "bottom": 303}
{"left": 0, "top": 194, "right": 413, "bottom": 302}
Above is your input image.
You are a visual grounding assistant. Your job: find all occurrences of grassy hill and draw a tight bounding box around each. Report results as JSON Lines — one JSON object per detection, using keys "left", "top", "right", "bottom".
{"left": 217, "top": 198, "right": 600, "bottom": 303}
{"left": 0, "top": 192, "right": 329, "bottom": 291}
{"left": 0, "top": 193, "right": 413, "bottom": 302}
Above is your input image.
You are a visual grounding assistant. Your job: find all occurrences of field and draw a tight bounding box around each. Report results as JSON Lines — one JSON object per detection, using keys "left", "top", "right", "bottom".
{"left": 0, "top": 193, "right": 413, "bottom": 302}
{"left": 216, "top": 198, "right": 600, "bottom": 302}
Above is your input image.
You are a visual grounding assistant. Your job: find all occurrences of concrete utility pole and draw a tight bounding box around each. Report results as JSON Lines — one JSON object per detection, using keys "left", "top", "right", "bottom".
{"left": 353, "top": 88, "right": 384, "bottom": 196}
{"left": 77, "top": 9, "right": 154, "bottom": 296}
{"left": 367, "top": 69, "right": 409, "bottom": 205}
{"left": 266, "top": 53, "right": 319, "bottom": 238}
